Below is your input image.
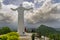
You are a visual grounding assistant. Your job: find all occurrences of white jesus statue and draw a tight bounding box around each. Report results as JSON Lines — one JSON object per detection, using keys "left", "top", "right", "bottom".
{"left": 11, "top": 4, "right": 33, "bottom": 35}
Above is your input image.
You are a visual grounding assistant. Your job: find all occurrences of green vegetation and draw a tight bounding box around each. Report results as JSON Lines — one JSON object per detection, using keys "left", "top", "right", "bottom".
{"left": 0, "top": 27, "right": 12, "bottom": 35}
{"left": 36, "top": 24, "right": 60, "bottom": 40}
{"left": 37, "top": 25, "right": 57, "bottom": 36}
{"left": 31, "top": 34, "right": 35, "bottom": 40}
{"left": 0, "top": 26, "right": 20, "bottom": 40}
{"left": 0, "top": 26, "right": 18, "bottom": 35}
{"left": 0, "top": 32, "right": 20, "bottom": 40}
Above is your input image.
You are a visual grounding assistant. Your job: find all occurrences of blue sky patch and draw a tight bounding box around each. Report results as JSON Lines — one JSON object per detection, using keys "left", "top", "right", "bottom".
{"left": 3, "top": 0, "right": 23, "bottom": 5}
{"left": 53, "top": 0, "right": 60, "bottom": 3}
{"left": 24, "top": 0, "right": 34, "bottom": 3}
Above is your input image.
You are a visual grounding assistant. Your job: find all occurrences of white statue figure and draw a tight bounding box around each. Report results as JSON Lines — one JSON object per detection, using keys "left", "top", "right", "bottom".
{"left": 11, "top": 4, "right": 33, "bottom": 35}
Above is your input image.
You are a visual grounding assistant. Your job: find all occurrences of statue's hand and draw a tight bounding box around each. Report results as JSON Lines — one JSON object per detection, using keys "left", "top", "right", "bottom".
{"left": 25, "top": 7, "right": 33, "bottom": 10}
{"left": 30, "top": 8, "right": 33, "bottom": 10}
{"left": 11, "top": 8, "right": 14, "bottom": 10}
{"left": 11, "top": 8, "right": 16, "bottom": 11}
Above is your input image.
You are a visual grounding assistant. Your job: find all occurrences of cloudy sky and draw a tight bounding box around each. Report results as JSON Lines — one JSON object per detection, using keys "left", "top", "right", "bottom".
{"left": 0, "top": 0, "right": 60, "bottom": 29}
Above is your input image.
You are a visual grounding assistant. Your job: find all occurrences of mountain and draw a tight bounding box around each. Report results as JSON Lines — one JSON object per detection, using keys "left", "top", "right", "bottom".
{"left": 55, "top": 28, "right": 60, "bottom": 31}
{"left": 37, "top": 25, "right": 58, "bottom": 33}
{"left": 37, "top": 25, "right": 60, "bottom": 36}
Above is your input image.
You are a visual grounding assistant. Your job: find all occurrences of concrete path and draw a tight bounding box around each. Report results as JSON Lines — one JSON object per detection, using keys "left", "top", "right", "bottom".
{"left": 20, "top": 33, "right": 49, "bottom": 40}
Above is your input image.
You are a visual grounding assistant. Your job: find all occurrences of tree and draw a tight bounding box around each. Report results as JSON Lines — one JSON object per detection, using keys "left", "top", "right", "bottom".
{"left": 0, "top": 26, "right": 12, "bottom": 35}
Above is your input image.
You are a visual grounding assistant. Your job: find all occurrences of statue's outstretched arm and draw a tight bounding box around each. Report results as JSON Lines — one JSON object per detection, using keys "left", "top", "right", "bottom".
{"left": 25, "top": 7, "right": 33, "bottom": 10}
{"left": 11, "top": 8, "right": 17, "bottom": 11}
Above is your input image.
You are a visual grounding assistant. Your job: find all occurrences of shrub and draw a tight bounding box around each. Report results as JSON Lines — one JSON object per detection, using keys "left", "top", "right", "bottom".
{"left": 0, "top": 27, "right": 12, "bottom": 35}
{"left": 7, "top": 36, "right": 19, "bottom": 40}
{"left": 0, "top": 32, "right": 20, "bottom": 40}
{"left": 7, "top": 32, "right": 19, "bottom": 37}
{"left": 0, "top": 35, "right": 7, "bottom": 40}
{"left": 31, "top": 34, "right": 35, "bottom": 40}
{"left": 2, "top": 27, "right": 12, "bottom": 33}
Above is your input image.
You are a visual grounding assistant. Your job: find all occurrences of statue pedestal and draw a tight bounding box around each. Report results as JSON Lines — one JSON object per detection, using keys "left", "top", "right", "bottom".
{"left": 20, "top": 33, "right": 26, "bottom": 36}
{"left": 20, "top": 33, "right": 32, "bottom": 40}
{"left": 20, "top": 36, "right": 31, "bottom": 40}
{"left": 17, "top": 32, "right": 27, "bottom": 36}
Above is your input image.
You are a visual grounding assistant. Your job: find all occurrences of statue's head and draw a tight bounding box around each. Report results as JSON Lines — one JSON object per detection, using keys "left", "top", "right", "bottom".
{"left": 20, "top": 4, "right": 23, "bottom": 7}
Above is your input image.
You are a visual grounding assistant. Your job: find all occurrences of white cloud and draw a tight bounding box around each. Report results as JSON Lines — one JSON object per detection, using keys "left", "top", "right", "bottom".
{"left": 25, "top": 0, "right": 60, "bottom": 28}
{"left": 0, "top": 0, "right": 3, "bottom": 2}
{"left": 0, "top": 3, "right": 18, "bottom": 29}
{"left": 1, "top": 0, "right": 60, "bottom": 28}
{"left": 23, "top": 1, "right": 34, "bottom": 8}
{"left": 0, "top": 4, "right": 18, "bottom": 23}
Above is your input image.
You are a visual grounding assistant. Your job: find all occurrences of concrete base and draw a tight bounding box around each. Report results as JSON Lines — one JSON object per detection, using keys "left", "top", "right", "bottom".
{"left": 20, "top": 33, "right": 32, "bottom": 40}
{"left": 20, "top": 36, "right": 31, "bottom": 40}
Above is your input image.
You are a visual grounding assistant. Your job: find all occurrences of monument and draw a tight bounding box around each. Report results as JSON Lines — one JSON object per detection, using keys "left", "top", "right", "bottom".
{"left": 11, "top": 4, "right": 33, "bottom": 35}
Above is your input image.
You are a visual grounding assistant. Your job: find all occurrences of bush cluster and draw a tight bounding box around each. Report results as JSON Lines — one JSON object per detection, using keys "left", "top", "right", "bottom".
{"left": 0, "top": 27, "right": 12, "bottom": 35}
{"left": 0, "top": 32, "right": 20, "bottom": 40}
{"left": 47, "top": 33, "right": 60, "bottom": 40}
